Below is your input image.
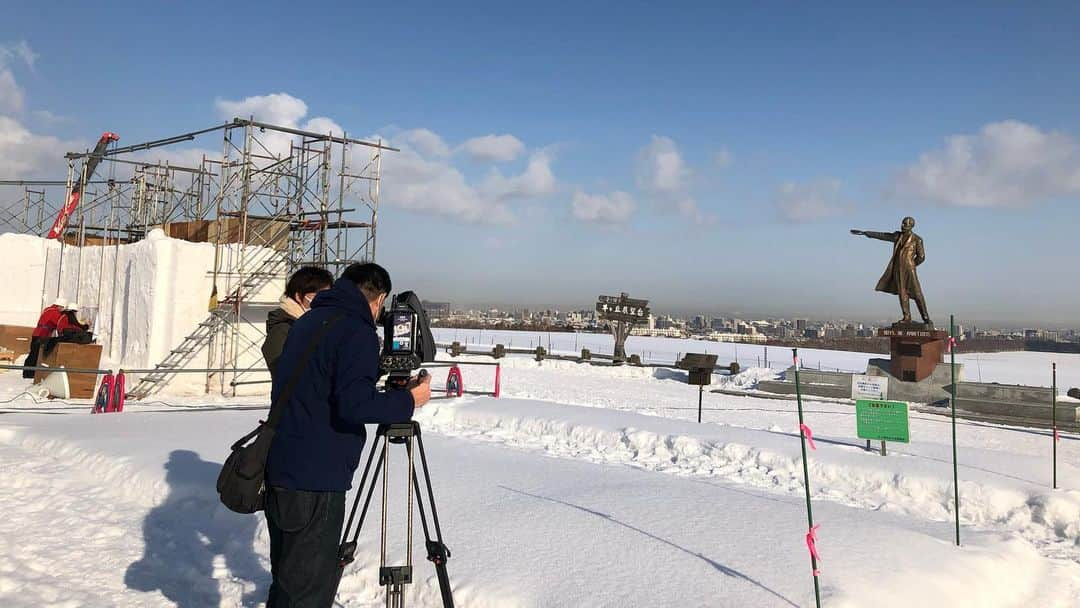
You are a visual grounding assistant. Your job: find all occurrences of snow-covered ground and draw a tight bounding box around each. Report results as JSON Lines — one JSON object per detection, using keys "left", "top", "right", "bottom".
{"left": 1, "top": 342, "right": 1079, "bottom": 606}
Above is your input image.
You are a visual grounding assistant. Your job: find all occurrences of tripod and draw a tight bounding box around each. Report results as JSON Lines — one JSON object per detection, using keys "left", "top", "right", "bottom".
{"left": 333, "top": 421, "right": 454, "bottom": 608}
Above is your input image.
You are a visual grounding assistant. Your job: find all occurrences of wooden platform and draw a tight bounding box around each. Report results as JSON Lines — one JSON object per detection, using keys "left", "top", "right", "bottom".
{"left": 0, "top": 324, "right": 36, "bottom": 355}
{"left": 32, "top": 342, "right": 103, "bottom": 399}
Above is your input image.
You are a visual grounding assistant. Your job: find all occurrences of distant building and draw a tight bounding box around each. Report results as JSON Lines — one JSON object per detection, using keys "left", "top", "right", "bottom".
{"left": 422, "top": 301, "right": 451, "bottom": 319}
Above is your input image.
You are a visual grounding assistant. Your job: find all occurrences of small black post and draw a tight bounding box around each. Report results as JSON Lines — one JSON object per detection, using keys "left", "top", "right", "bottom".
{"left": 697, "top": 384, "right": 703, "bottom": 424}
{"left": 880, "top": 440, "right": 886, "bottom": 456}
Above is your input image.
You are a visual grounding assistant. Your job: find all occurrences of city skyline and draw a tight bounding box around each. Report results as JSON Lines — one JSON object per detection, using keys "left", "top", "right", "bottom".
{"left": 427, "top": 298, "right": 1080, "bottom": 333}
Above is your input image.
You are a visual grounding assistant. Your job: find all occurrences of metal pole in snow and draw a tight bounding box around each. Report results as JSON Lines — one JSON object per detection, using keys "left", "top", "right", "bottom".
{"left": 950, "top": 315, "right": 961, "bottom": 546}
{"left": 1052, "top": 362, "right": 1058, "bottom": 490}
{"left": 792, "top": 348, "right": 822, "bottom": 607}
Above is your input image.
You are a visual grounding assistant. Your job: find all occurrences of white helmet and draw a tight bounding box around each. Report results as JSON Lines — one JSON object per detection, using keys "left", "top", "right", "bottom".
{"left": 53, "top": 298, "right": 67, "bottom": 309}
{"left": 65, "top": 302, "right": 80, "bottom": 313}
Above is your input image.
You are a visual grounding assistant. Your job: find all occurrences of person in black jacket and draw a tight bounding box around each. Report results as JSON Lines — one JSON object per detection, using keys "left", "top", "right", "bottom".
{"left": 262, "top": 266, "right": 333, "bottom": 380}
{"left": 263, "top": 262, "right": 432, "bottom": 607}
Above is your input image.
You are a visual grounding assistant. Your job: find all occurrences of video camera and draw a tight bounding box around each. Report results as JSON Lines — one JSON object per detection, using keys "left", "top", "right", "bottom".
{"left": 378, "top": 290, "right": 436, "bottom": 389}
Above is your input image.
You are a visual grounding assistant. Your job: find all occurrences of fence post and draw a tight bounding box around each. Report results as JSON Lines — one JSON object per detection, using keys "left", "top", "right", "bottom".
{"left": 949, "top": 315, "right": 961, "bottom": 546}
{"left": 1052, "top": 362, "right": 1058, "bottom": 490}
{"left": 792, "top": 348, "right": 822, "bottom": 608}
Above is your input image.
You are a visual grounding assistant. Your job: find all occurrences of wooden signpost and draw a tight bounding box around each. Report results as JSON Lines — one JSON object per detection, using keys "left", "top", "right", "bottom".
{"left": 595, "top": 293, "right": 650, "bottom": 364}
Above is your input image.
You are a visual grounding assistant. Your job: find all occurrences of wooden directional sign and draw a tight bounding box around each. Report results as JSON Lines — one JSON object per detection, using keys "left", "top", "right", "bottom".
{"left": 596, "top": 294, "right": 650, "bottom": 325}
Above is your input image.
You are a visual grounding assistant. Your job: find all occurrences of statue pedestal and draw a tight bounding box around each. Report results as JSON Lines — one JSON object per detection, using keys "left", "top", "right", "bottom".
{"left": 877, "top": 324, "right": 948, "bottom": 383}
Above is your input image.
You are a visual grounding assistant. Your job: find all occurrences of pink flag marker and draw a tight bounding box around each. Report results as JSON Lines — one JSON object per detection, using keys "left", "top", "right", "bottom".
{"left": 946, "top": 336, "right": 957, "bottom": 353}
{"left": 800, "top": 423, "right": 817, "bottom": 451}
{"left": 805, "top": 524, "right": 821, "bottom": 576}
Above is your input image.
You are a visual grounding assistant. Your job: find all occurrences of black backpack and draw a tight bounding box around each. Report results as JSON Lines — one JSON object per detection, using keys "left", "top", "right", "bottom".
{"left": 216, "top": 314, "right": 343, "bottom": 514}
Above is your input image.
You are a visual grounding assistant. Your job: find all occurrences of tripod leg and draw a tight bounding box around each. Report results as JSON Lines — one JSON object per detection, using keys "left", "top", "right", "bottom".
{"left": 343, "top": 433, "right": 384, "bottom": 542}
{"left": 412, "top": 428, "right": 455, "bottom": 608}
{"left": 332, "top": 436, "right": 386, "bottom": 601}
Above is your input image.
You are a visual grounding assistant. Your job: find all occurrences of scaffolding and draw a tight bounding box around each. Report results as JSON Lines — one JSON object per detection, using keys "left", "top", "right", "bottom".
{"left": 0, "top": 118, "right": 396, "bottom": 398}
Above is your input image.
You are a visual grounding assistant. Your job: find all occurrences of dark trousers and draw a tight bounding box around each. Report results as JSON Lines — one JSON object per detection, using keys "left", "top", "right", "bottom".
{"left": 22, "top": 337, "right": 43, "bottom": 379}
{"left": 265, "top": 486, "right": 346, "bottom": 608}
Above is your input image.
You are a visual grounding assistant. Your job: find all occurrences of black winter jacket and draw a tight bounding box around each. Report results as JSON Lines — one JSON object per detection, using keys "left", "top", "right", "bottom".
{"left": 265, "top": 278, "right": 415, "bottom": 491}
{"left": 262, "top": 308, "right": 295, "bottom": 380}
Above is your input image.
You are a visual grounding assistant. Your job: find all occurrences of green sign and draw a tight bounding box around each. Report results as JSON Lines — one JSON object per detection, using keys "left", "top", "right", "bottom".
{"left": 855, "top": 400, "right": 910, "bottom": 443}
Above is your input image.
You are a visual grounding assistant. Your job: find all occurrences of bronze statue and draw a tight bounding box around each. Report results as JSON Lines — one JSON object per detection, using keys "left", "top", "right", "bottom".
{"left": 851, "top": 216, "right": 932, "bottom": 327}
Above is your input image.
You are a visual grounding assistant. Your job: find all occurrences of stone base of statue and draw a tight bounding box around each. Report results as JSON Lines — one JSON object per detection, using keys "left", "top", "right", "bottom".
{"left": 877, "top": 323, "right": 948, "bottom": 383}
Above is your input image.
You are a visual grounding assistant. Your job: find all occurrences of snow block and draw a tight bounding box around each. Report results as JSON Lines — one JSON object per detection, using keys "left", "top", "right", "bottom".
{"left": 758, "top": 367, "right": 853, "bottom": 399}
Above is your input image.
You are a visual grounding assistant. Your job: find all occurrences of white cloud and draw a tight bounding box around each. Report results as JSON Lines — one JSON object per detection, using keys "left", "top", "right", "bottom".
{"left": 213, "top": 92, "right": 345, "bottom": 157}
{"left": 895, "top": 120, "right": 1080, "bottom": 207}
{"left": 31, "top": 110, "right": 69, "bottom": 126}
{"left": 380, "top": 142, "right": 514, "bottom": 224}
{"left": 571, "top": 190, "right": 635, "bottom": 224}
{"left": 303, "top": 116, "right": 345, "bottom": 137}
{"left": 637, "top": 135, "right": 689, "bottom": 194}
{"left": 0, "top": 41, "right": 37, "bottom": 70}
{"left": 0, "top": 40, "right": 36, "bottom": 114}
{"left": 215, "top": 92, "right": 308, "bottom": 126}
{"left": 378, "top": 132, "right": 559, "bottom": 224}
{"left": 713, "top": 148, "right": 733, "bottom": 168}
{"left": 0, "top": 115, "right": 84, "bottom": 177}
{"left": 635, "top": 135, "right": 703, "bottom": 220}
{"left": 459, "top": 134, "right": 525, "bottom": 163}
{"left": 400, "top": 128, "right": 450, "bottom": 157}
{"left": 481, "top": 151, "right": 557, "bottom": 201}
{"left": 0, "top": 69, "right": 20, "bottom": 114}
{"left": 0, "top": 43, "right": 82, "bottom": 178}
{"left": 775, "top": 178, "right": 848, "bottom": 223}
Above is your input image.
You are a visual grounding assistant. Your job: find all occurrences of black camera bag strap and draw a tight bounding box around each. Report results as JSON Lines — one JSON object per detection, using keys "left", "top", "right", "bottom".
{"left": 217, "top": 312, "right": 345, "bottom": 514}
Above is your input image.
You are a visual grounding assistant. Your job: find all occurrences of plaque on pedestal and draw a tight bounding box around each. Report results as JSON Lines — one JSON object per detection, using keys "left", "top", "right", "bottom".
{"left": 877, "top": 324, "right": 947, "bottom": 383}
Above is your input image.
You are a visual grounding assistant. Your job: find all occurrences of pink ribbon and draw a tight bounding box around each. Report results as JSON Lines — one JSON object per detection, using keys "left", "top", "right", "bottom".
{"left": 1054, "top": 428, "right": 1060, "bottom": 443}
{"left": 800, "top": 423, "right": 816, "bottom": 451}
{"left": 793, "top": 355, "right": 800, "bottom": 367}
{"left": 946, "top": 336, "right": 957, "bottom": 353}
{"left": 805, "top": 524, "right": 821, "bottom": 575}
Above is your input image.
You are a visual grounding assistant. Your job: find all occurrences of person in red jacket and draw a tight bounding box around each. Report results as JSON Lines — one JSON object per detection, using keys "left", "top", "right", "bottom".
{"left": 54, "top": 302, "right": 89, "bottom": 336}
{"left": 23, "top": 299, "right": 67, "bottom": 378}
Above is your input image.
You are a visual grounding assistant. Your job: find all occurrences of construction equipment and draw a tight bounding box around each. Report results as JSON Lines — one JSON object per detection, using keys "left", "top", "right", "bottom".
{"left": 47, "top": 132, "right": 120, "bottom": 239}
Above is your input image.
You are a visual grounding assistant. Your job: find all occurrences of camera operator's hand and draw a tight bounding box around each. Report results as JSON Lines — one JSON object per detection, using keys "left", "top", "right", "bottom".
{"left": 409, "top": 373, "right": 432, "bottom": 408}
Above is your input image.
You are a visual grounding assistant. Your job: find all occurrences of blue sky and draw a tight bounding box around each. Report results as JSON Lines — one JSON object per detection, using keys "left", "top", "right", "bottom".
{"left": 2, "top": 2, "right": 1079, "bottom": 325}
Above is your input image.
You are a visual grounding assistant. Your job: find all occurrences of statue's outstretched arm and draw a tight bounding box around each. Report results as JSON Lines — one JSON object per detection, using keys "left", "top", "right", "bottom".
{"left": 851, "top": 230, "right": 896, "bottom": 242}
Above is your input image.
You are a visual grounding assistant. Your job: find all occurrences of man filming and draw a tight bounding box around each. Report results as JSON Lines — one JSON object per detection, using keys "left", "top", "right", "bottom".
{"left": 264, "top": 262, "right": 432, "bottom": 607}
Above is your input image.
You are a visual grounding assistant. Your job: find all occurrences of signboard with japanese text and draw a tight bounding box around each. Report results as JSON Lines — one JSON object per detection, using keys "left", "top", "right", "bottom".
{"left": 596, "top": 294, "right": 650, "bottom": 325}
{"left": 851, "top": 374, "right": 889, "bottom": 401}
{"left": 855, "top": 400, "right": 910, "bottom": 443}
